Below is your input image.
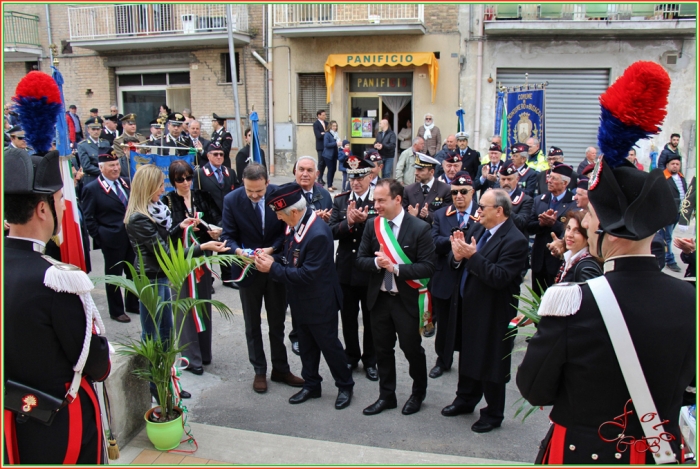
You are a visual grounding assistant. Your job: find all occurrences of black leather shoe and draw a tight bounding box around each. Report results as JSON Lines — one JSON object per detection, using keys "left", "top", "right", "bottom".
{"left": 112, "top": 314, "right": 131, "bottom": 323}
{"left": 185, "top": 365, "right": 204, "bottom": 375}
{"left": 429, "top": 365, "right": 444, "bottom": 379}
{"left": 179, "top": 390, "right": 192, "bottom": 399}
{"left": 291, "top": 341, "right": 300, "bottom": 356}
{"left": 223, "top": 281, "right": 239, "bottom": 290}
{"left": 422, "top": 327, "right": 435, "bottom": 338}
{"left": 363, "top": 397, "right": 398, "bottom": 416}
{"left": 335, "top": 389, "right": 353, "bottom": 409}
{"left": 289, "top": 388, "right": 321, "bottom": 404}
{"left": 471, "top": 420, "right": 500, "bottom": 433}
{"left": 202, "top": 360, "right": 211, "bottom": 365}
{"left": 401, "top": 393, "right": 425, "bottom": 415}
{"left": 441, "top": 403, "right": 474, "bottom": 417}
{"left": 365, "top": 366, "right": 379, "bottom": 381}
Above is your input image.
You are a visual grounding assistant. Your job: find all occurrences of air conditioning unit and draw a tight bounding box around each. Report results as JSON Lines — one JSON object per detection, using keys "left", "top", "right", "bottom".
{"left": 181, "top": 14, "right": 197, "bottom": 34}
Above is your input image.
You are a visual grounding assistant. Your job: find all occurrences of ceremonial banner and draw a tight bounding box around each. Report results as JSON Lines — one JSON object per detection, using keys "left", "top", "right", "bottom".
{"left": 129, "top": 150, "right": 195, "bottom": 192}
{"left": 505, "top": 88, "right": 545, "bottom": 153}
{"left": 324, "top": 52, "right": 439, "bottom": 103}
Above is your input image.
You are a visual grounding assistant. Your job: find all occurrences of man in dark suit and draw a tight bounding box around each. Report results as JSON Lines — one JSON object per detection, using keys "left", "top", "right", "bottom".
{"left": 112, "top": 113, "right": 146, "bottom": 178}
{"left": 364, "top": 150, "right": 383, "bottom": 189}
{"left": 145, "top": 120, "right": 165, "bottom": 156}
{"left": 313, "top": 110, "right": 328, "bottom": 185}
{"left": 255, "top": 183, "right": 354, "bottom": 409}
{"left": 498, "top": 162, "right": 534, "bottom": 235}
{"left": 329, "top": 156, "right": 378, "bottom": 381}
{"left": 208, "top": 113, "right": 234, "bottom": 168}
{"left": 236, "top": 127, "right": 267, "bottom": 186}
{"left": 402, "top": 153, "right": 452, "bottom": 225}
{"left": 374, "top": 119, "right": 397, "bottom": 178}
{"left": 436, "top": 150, "right": 462, "bottom": 185}
{"left": 508, "top": 143, "right": 539, "bottom": 197}
{"left": 536, "top": 147, "right": 578, "bottom": 195}
{"left": 220, "top": 164, "right": 303, "bottom": 393}
{"left": 294, "top": 156, "right": 332, "bottom": 222}
{"left": 356, "top": 179, "right": 436, "bottom": 416}
{"left": 456, "top": 132, "right": 480, "bottom": 180}
{"left": 188, "top": 120, "right": 210, "bottom": 166}
{"left": 196, "top": 142, "right": 237, "bottom": 287}
{"left": 474, "top": 142, "right": 505, "bottom": 198}
{"left": 82, "top": 152, "right": 139, "bottom": 323}
{"left": 100, "top": 114, "right": 119, "bottom": 145}
{"left": 444, "top": 189, "right": 529, "bottom": 433}
{"left": 527, "top": 163, "right": 576, "bottom": 293}
{"left": 162, "top": 113, "right": 194, "bottom": 157}
{"left": 77, "top": 122, "right": 112, "bottom": 189}
{"left": 429, "top": 172, "right": 478, "bottom": 378}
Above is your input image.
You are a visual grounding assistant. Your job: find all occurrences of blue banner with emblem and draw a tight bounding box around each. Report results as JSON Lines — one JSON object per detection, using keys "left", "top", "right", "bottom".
{"left": 129, "top": 150, "right": 195, "bottom": 192}
{"left": 505, "top": 88, "right": 545, "bottom": 154}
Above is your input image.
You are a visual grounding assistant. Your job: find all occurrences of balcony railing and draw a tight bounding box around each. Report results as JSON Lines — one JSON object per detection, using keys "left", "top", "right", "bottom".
{"left": 68, "top": 4, "right": 248, "bottom": 41}
{"left": 272, "top": 4, "right": 424, "bottom": 28}
{"left": 484, "top": 3, "right": 696, "bottom": 21}
{"left": 4, "top": 11, "right": 40, "bottom": 48}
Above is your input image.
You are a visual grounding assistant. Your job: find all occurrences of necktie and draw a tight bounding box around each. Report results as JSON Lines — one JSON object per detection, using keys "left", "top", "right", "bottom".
{"left": 460, "top": 229, "right": 492, "bottom": 295}
{"left": 216, "top": 168, "right": 223, "bottom": 185}
{"left": 550, "top": 195, "right": 561, "bottom": 211}
{"left": 383, "top": 221, "right": 395, "bottom": 291}
{"left": 306, "top": 192, "right": 313, "bottom": 204}
{"left": 422, "top": 184, "right": 429, "bottom": 195}
{"left": 254, "top": 201, "right": 264, "bottom": 231}
{"left": 458, "top": 211, "right": 466, "bottom": 229}
{"left": 491, "top": 165, "right": 497, "bottom": 174}
{"left": 114, "top": 181, "right": 128, "bottom": 206}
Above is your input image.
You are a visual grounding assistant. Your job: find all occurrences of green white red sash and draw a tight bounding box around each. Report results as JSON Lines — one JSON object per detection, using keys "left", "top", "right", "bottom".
{"left": 374, "top": 216, "right": 432, "bottom": 331}
{"left": 183, "top": 212, "right": 206, "bottom": 332}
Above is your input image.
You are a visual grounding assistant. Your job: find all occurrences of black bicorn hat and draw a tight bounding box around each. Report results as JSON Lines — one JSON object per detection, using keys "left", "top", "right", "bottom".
{"left": 267, "top": 182, "right": 304, "bottom": 212}
{"left": 344, "top": 155, "right": 374, "bottom": 178}
{"left": 4, "top": 147, "right": 63, "bottom": 195}
{"left": 588, "top": 159, "right": 677, "bottom": 240}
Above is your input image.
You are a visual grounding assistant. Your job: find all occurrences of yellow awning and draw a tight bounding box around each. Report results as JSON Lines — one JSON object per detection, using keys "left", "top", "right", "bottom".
{"left": 324, "top": 52, "right": 439, "bottom": 103}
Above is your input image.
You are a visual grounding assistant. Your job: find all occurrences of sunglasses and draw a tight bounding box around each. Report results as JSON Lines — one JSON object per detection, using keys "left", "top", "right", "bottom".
{"left": 13, "top": 136, "right": 25, "bottom": 140}
{"left": 210, "top": 152, "right": 224, "bottom": 157}
{"left": 451, "top": 189, "right": 471, "bottom": 195}
{"left": 173, "top": 175, "right": 193, "bottom": 183}
{"left": 478, "top": 203, "right": 497, "bottom": 210}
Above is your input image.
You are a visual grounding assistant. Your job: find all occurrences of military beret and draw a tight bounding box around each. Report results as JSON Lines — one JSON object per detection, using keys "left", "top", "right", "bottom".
{"left": 267, "top": 182, "right": 303, "bottom": 212}
{"left": 97, "top": 148, "right": 118, "bottom": 163}
{"left": 511, "top": 143, "right": 529, "bottom": 154}
{"left": 499, "top": 162, "right": 519, "bottom": 177}
{"left": 207, "top": 142, "right": 223, "bottom": 153}
{"left": 443, "top": 149, "right": 462, "bottom": 163}
{"left": 550, "top": 163, "right": 574, "bottom": 179}
{"left": 489, "top": 142, "right": 502, "bottom": 153}
{"left": 452, "top": 171, "right": 473, "bottom": 187}
{"left": 364, "top": 149, "right": 382, "bottom": 163}
{"left": 576, "top": 178, "right": 589, "bottom": 190}
{"left": 90, "top": 108, "right": 98, "bottom": 113}
{"left": 547, "top": 146, "right": 564, "bottom": 157}
{"left": 103, "top": 114, "right": 119, "bottom": 123}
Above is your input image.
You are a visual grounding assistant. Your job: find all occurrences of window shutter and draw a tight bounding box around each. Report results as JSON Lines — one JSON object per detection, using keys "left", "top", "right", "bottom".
{"left": 298, "top": 74, "right": 328, "bottom": 124}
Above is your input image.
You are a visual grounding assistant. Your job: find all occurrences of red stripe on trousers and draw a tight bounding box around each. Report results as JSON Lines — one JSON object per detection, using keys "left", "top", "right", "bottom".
{"left": 81, "top": 379, "right": 103, "bottom": 464}
{"left": 63, "top": 382, "right": 83, "bottom": 465}
{"left": 629, "top": 448, "right": 646, "bottom": 464}
{"left": 546, "top": 423, "right": 567, "bottom": 464}
{"left": 4, "top": 409, "right": 19, "bottom": 464}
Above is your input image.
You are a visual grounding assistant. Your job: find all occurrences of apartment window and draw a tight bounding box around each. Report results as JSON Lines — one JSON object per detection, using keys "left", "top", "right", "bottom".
{"left": 298, "top": 74, "right": 328, "bottom": 124}
{"left": 222, "top": 52, "right": 242, "bottom": 84}
{"left": 117, "top": 72, "right": 190, "bottom": 86}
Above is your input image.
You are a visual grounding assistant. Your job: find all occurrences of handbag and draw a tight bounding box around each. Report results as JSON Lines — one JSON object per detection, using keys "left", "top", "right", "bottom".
{"left": 4, "top": 380, "right": 65, "bottom": 426}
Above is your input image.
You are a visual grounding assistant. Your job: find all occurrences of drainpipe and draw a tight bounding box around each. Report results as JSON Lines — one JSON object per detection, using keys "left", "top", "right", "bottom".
{"left": 473, "top": 4, "right": 484, "bottom": 148}
{"left": 45, "top": 5, "right": 53, "bottom": 64}
{"left": 267, "top": 4, "right": 275, "bottom": 175}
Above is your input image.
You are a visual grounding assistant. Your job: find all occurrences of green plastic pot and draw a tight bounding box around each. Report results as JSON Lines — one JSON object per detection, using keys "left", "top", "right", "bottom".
{"left": 144, "top": 407, "right": 184, "bottom": 451}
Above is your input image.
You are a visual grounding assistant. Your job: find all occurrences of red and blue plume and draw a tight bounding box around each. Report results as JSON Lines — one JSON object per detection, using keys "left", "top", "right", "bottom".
{"left": 597, "top": 61, "right": 671, "bottom": 168}
{"left": 12, "top": 71, "right": 63, "bottom": 154}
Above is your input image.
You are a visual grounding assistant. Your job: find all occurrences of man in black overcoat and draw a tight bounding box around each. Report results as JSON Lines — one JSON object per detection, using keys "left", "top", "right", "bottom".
{"left": 498, "top": 162, "right": 534, "bottom": 236}
{"left": 356, "top": 179, "right": 436, "bottom": 416}
{"left": 443, "top": 189, "right": 529, "bottom": 433}
{"left": 429, "top": 171, "right": 478, "bottom": 379}
{"left": 4, "top": 148, "right": 111, "bottom": 464}
{"left": 82, "top": 152, "right": 139, "bottom": 322}
{"left": 255, "top": 183, "right": 354, "bottom": 409}
{"left": 329, "top": 156, "right": 378, "bottom": 381}
{"left": 402, "top": 153, "right": 452, "bottom": 225}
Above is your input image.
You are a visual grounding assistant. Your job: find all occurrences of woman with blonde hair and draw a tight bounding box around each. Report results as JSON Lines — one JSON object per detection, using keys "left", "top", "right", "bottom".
{"left": 125, "top": 164, "right": 229, "bottom": 398}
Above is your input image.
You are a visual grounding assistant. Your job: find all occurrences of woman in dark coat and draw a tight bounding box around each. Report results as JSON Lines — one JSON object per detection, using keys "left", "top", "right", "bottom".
{"left": 321, "top": 120, "right": 341, "bottom": 192}
{"left": 162, "top": 159, "right": 223, "bottom": 374}
{"left": 554, "top": 210, "right": 603, "bottom": 283}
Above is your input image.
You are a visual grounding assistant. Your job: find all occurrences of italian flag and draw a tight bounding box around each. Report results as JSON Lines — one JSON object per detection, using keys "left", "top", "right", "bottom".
{"left": 58, "top": 156, "right": 87, "bottom": 272}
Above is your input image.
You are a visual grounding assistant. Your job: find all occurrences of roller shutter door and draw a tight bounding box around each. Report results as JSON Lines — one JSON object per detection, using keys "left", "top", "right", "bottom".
{"left": 497, "top": 69, "right": 610, "bottom": 165}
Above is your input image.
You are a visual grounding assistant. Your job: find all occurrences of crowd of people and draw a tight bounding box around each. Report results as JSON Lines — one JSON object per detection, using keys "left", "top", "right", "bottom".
{"left": 4, "top": 62, "right": 696, "bottom": 464}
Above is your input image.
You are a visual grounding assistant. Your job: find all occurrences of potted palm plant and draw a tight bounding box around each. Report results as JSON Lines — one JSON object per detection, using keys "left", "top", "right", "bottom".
{"left": 103, "top": 239, "right": 252, "bottom": 450}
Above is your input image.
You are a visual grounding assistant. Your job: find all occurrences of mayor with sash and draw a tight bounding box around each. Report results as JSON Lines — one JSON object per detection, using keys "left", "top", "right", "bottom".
{"left": 356, "top": 178, "right": 435, "bottom": 416}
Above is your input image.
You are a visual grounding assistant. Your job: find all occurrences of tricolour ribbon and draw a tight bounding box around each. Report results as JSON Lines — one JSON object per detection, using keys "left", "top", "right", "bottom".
{"left": 374, "top": 216, "right": 432, "bottom": 332}
{"left": 182, "top": 213, "right": 206, "bottom": 333}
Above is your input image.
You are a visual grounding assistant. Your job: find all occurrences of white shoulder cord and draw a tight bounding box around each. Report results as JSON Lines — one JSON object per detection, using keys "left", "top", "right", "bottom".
{"left": 587, "top": 276, "right": 677, "bottom": 464}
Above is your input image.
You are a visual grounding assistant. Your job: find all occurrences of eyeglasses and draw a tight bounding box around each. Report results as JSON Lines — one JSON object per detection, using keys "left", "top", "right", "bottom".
{"left": 13, "top": 136, "right": 25, "bottom": 140}
{"left": 173, "top": 175, "right": 193, "bottom": 183}
{"left": 478, "top": 204, "right": 498, "bottom": 210}
{"left": 210, "top": 152, "right": 224, "bottom": 157}
{"left": 451, "top": 189, "right": 471, "bottom": 195}
{"left": 425, "top": 118, "right": 433, "bottom": 121}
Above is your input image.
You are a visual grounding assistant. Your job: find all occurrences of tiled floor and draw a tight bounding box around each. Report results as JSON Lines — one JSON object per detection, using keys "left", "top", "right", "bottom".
{"left": 130, "top": 449, "right": 233, "bottom": 465}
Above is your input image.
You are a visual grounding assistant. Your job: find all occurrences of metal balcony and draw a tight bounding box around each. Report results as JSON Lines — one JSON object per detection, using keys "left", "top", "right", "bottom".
{"left": 483, "top": 3, "right": 696, "bottom": 37}
{"left": 67, "top": 4, "right": 250, "bottom": 51}
{"left": 4, "top": 11, "right": 42, "bottom": 61}
{"left": 272, "top": 4, "right": 426, "bottom": 37}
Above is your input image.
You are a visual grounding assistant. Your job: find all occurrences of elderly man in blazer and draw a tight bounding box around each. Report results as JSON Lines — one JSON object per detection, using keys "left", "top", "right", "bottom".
{"left": 220, "top": 163, "right": 303, "bottom": 393}
{"left": 444, "top": 189, "right": 529, "bottom": 433}
{"left": 402, "top": 153, "right": 452, "bottom": 225}
{"left": 356, "top": 178, "right": 436, "bottom": 416}
{"left": 82, "top": 152, "right": 139, "bottom": 323}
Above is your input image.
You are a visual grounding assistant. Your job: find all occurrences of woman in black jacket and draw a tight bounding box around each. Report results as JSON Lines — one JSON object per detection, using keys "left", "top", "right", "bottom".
{"left": 554, "top": 210, "right": 603, "bottom": 283}
{"left": 162, "top": 160, "right": 223, "bottom": 374}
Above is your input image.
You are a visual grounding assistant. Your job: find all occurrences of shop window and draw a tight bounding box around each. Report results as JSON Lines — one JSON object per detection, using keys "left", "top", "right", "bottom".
{"left": 221, "top": 52, "right": 242, "bottom": 84}
{"left": 298, "top": 74, "right": 328, "bottom": 124}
